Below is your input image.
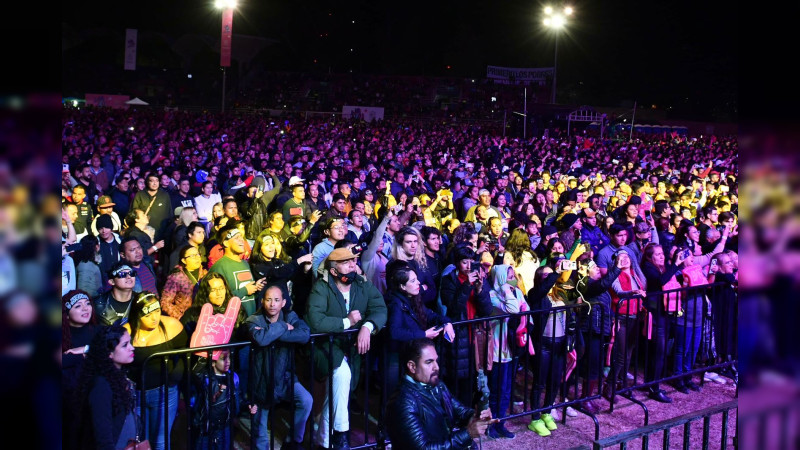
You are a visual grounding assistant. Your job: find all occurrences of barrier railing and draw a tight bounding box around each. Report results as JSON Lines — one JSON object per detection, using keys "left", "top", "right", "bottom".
{"left": 591, "top": 399, "right": 737, "bottom": 449}
{"left": 607, "top": 281, "right": 738, "bottom": 423}
{"left": 135, "top": 281, "right": 737, "bottom": 448}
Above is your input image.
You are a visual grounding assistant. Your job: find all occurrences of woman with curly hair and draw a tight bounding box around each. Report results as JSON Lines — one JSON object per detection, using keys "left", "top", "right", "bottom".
{"left": 76, "top": 324, "right": 138, "bottom": 450}
{"left": 503, "top": 228, "right": 540, "bottom": 294}
{"left": 160, "top": 245, "right": 207, "bottom": 320}
{"left": 181, "top": 272, "right": 248, "bottom": 339}
{"left": 249, "top": 230, "right": 313, "bottom": 311}
{"left": 62, "top": 289, "right": 100, "bottom": 450}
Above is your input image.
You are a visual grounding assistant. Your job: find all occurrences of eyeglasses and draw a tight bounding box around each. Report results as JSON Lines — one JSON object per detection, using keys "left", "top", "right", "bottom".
{"left": 114, "top": 270, "right": 136, "bottom": 279}
{"left": 210, "top": 286, "right": 227, "bottom": 293}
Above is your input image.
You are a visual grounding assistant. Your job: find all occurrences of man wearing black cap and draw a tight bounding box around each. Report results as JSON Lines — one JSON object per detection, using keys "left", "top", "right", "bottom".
{"left": 96, "top": 214, "right": 121, "bottom": 279}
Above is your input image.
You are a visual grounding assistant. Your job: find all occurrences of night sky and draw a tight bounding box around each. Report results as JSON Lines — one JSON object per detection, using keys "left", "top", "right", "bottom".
{"left": 62, "top": 0, "right": 737, "bottom": 120}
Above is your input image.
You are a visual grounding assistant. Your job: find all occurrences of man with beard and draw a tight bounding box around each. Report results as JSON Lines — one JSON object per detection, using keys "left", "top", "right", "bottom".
{"left": 386, "top": 338, "right": 496, "bottom": 449}
{"left": 75, "top": 164, "right": 100, "bottom": 206}
{"left": 71, "top": 185, "right": 93, "bottom": 239}
{"left": 132, "top": 173, "right": 172, "bottom": 241}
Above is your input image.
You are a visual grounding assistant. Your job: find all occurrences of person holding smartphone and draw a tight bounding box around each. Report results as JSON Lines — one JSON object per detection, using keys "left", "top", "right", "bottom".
{"left": 440, "top": 243, "right": 493, "bottom": 406}
{"left": 384, "top": 262, "right": 453, "bottom": 394}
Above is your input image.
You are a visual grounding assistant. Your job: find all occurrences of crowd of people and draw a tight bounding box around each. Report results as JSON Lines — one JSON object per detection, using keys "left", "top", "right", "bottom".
{"left": 62, "top": 106, "right": 738, "bottom": 449}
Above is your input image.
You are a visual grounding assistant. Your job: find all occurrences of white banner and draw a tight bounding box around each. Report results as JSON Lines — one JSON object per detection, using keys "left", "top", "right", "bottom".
{"left": 486, "top": 65, "right": 552, "bottom": 84}
{"left": 124, "top": 29, "right": 137, "bottom": 71}
{"left": 342, "top": 105, "right": 384, "bottom": 122}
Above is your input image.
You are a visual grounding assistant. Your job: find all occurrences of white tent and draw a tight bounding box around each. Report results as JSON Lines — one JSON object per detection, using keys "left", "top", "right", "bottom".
{"left": 125, "top": 97, "right": 149, "bottom": 105}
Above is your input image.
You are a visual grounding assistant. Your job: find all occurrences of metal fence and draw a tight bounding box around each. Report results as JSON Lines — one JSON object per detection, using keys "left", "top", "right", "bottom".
{"left": 591, "top": 400, "right": 737, "bottom": 450}
{"left": 137, "top": 281, "right": 737, "bottom": 449}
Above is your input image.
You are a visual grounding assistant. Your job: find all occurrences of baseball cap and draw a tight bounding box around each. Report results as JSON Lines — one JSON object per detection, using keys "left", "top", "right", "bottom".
{"left": 97, "top": 195, "right": 115, "bottom": 208}
{"left": 327, "top": 248, "right": 357, "bottom": 262}
{"left": 288, "top": 176, "right": 305, "bottom": 187}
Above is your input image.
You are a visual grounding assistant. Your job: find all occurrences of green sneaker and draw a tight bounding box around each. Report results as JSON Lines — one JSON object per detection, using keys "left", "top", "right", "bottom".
{"left": 541, "top": 413, "right": 558, "bottom": 431}
{"left": 527, "top": 419, "right": 551, "bottom": 436}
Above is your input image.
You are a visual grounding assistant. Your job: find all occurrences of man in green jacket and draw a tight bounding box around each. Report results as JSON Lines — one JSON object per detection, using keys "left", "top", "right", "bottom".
{"left": 306, "top": 248, "right": 387, "bottom": 449}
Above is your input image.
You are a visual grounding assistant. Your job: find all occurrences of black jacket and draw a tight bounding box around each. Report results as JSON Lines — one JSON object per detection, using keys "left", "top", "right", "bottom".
{"left": 386, "top": 377, "right": 475, "bottom": 450}
{"left": 246, "top": 309, "right": 310, "bottom": 407}
{"left": 440, "top": 268, "right": 492, "bottom": 379}
{"left": 576, "top": 265, "right": 621, "bottom": 335}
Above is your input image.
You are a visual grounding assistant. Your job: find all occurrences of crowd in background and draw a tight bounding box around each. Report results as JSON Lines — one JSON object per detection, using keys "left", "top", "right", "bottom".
{"left": 61, "top": 106, "right": 738, "bottom": 449}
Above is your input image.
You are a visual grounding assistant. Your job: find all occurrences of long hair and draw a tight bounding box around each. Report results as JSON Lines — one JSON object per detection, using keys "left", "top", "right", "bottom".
{"left": 505, "top": 228, "right": 535, "bottom": 266}
{"left": 128, "top": 291, "right": 162, "bottom": 341}
{"left": 62, "top": 289, "right": 97, "bottom": 352}
{"left": 76, "top": 324, "right": 135, "bottom": 445}
{"left": 545, "top": 237, "right": 567, "bottom": 257}
{"left": 178, "top": 207, "right": 196, "bottom": 227}
{"left": 389, "top": 264, "right": 427, "bottom": 329}
{"left": 185, "top": 272, "right": 247, "bottom": 329}
{"left": 451, "top": 223, "right": 477, "bottom": 247}
{"left": 74, "top": 235, "right": 99, "bottom": 264}
{"left": 392, "top": 226, "right": 427, "bottom": 270}
{"left": 641, "top": 243, "right": 665, "bottom": 273}
{"left": 251, "top": 229, "right": 289, "bottom": 264}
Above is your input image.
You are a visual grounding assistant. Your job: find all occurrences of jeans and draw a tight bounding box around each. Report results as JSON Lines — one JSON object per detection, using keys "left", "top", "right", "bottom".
{"left": 254, "top": 381, "right": 313, "bottom": 448}
{"left": 384, "top": 351, "right": 402, "bottom": 397}
{"left": 488, "top": 362, "right": 512, "bottom": 421}
{"left": 646, "top": 312, "right": 673, "bottom": 390}
{"left": 138, "top": 384, "right": 179, "bottom": 450}
{"left": 196, "top": 427, "right": 230, "bottom": 450}
{"left": 530, "top": 336, "right": 566, "bottom": 420}
{"left": 315, "top": 359, "right": 351, "bottom": 448}
{"left": 611, "top": 314, "right": 640, "bottom": 387}
{"left": 581, "top": 332, "right": 605, "bottom": 381}
{"left": 674, "top": 325, "right": 702, "bottom": 379}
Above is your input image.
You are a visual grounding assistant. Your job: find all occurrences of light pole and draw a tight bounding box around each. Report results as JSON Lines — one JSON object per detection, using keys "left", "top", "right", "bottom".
{"left": 215, "top": 0, "right": 237, "bottom": 113}
{"left": 543, "top": 5, "right": 572, "bottom": 104}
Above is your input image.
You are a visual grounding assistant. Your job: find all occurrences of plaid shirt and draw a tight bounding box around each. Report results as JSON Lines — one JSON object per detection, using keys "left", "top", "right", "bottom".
{"left": 160, "top": 267, "right": 206, "bottom": 320}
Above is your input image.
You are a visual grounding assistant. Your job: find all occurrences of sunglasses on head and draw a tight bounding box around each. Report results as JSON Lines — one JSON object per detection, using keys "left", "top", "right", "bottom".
{"left": 114, "top": 270, "right": 136, "bottom": 279}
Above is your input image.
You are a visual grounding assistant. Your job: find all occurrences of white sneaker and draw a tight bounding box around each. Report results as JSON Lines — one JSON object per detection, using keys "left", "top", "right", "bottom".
{"left": 626, "top": 372, "right": 635, "bottom": 381}
{"left": 549, "top": 408, "right": 560, "bottom": 420}
{"left": 705, "top": 372, "right": 727, "bottom": 384}
{"left": 566, "top": 406, "right": 578, "bottom": 417}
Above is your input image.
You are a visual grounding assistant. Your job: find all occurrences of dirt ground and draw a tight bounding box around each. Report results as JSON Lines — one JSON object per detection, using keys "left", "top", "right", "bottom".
{"left": 217, "top": 371, "right": 737, "bottom": 449}
{"left": 478, "top": 373, "right": 738, "bottom": 450}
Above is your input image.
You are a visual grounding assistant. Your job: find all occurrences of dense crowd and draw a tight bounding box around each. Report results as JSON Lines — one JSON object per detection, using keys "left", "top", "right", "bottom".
{"left": 62, "top": 106, "right": 738, "bottom": 450}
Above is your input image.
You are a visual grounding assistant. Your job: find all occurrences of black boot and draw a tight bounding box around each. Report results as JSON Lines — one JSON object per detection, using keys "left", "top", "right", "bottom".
{"left": 332, "top": 430, "right": 350, "bottom": 450}
{"left": 673, "top": 380, "right": 690, "bottom": 394}
{"left": 648, "top": 386, "right": 673, "bottom": 403}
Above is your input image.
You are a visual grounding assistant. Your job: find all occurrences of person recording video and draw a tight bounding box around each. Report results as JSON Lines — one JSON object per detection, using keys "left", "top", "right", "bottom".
{"left": 386, "top": 338, "right": 497, "bottom": 450}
